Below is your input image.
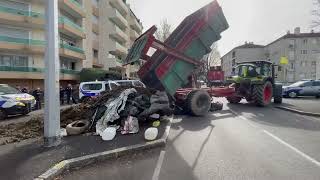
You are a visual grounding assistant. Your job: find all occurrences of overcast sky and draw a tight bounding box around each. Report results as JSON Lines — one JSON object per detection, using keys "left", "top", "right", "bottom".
{"left": 127, "top": 0, "right": 314, "bottom": 56}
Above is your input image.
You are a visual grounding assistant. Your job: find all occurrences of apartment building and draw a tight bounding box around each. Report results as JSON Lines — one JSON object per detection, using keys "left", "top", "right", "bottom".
{"left": 0, "top": 0, "right": 143, "bottom": 89}
{"left": 0, "top": 0, "right": 86, "bottom": 89}
{"left": 221, "top": 27, "right": 320, "bottom": 83}
{"left": 84, "top": 0, "right": 143, "bottom": 78}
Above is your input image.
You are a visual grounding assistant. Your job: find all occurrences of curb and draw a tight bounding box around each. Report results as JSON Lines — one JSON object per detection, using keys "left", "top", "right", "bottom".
{"left": 35, "top": 117, "right": 173, "bottom": 180}
{"left": 276, "top": 106, "right": 320, "bottom": 117}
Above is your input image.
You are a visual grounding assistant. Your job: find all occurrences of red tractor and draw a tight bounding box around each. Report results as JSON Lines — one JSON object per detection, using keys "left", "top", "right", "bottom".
{"left": 207, "top": 66, "right": 225, "bottom": 87}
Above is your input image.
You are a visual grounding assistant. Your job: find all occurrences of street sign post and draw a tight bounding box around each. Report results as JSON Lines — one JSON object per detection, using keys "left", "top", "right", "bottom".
{"left": 44, "top": 0, "right": 61, "bottom": 147}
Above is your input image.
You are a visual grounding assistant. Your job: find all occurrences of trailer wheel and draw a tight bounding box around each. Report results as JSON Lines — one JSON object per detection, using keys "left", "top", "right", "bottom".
{"left": 187, "top": 90, "right": 211, "bottom": 116}
{"left": 0, "top": 109, "right": 7, "bottom": 120}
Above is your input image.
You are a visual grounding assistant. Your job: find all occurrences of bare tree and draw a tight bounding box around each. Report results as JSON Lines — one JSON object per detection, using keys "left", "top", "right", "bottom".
{"left": 197, "top": 43, "right": 221, "bottom": 81}
{"left": 311, "top": 0, "right": 320, "bottom": 29}
{"left": 155, "top": 18, "right": 172, "bottom": 41}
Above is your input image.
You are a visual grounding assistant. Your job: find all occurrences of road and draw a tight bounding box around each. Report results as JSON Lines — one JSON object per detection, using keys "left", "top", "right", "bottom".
{"left": 62, "top": 99, "right": 320, "bottom": 180}
{"left": 282, "top": 97, "right": 320, "bottom": 113}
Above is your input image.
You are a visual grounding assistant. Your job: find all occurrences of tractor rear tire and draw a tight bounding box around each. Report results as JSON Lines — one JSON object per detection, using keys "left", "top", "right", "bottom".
{"left": 187, "top": 90, "right": 211, "bottom": 116}
{"left": 253, "top": 81, "right": 273, "bottom": 107}
{"left": 227, "top": 96, "right": 242, "bottom": 104}
{"left": 273, "top": 84, "right": 283, "bottom": 104}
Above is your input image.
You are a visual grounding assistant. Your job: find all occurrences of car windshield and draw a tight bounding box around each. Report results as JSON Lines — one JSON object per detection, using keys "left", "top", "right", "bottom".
{"left": 82, "top": 83, "right": 103, "bottom": 90}
{"left": 288, "top": 81, "right": 305, "bottom": 87}
{"left": 0, "top": 84, "right": 20, "bottom": 95}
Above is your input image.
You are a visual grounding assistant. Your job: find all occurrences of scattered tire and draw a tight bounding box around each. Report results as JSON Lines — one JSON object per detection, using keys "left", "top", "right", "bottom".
{"left": 253, "top": 81, "right": 273, "bottom": 106}
{"left": 0, "top": 109, "right": 7, "bottom": 120}
{"left": 187, "top": 90, "right": 211, "bottom": 116}
{"left": 226, "top": 96, "right": 242, "bottom": 104}
{"left": 210, "top": 102, "right": 223, "bottom": 112}
{"left": 66, "top": 120, "right": 90, "bottom": 135}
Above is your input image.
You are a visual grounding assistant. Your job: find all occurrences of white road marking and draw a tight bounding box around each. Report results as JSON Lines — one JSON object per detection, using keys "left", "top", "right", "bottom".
{"left": 228, "top": 108, "right": 258, "bottom": 128}
{"left": 229, "top": 107, "right": 320, "bottom": 167}
{"left": 152, "top": 150, "right": 166, "bottom": 180}
{"left": 263, "top": 130, "right": 320, "bottom": 167}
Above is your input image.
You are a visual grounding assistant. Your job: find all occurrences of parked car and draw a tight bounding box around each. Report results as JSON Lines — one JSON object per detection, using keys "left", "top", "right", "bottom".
{"left": 282, "top": 80, "right": 320, "bottom": 98}
{"left": 0, "top": 84, "right": 36, "bottom": 120}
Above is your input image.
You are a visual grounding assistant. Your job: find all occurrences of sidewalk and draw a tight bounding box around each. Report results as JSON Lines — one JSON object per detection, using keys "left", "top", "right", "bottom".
{"left": 0, "top": 104, "right": 73, "bottom": 126}
{"left": 0, "top": 119, "right": 169, "bottom": 180}
{"left": 277, "top": 97, "right": 320, "bottom": 116}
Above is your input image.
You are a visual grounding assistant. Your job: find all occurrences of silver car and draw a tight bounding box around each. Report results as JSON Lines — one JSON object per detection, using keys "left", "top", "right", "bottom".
{"left": 283, "top": 80, "right": 320, "bottom": 98}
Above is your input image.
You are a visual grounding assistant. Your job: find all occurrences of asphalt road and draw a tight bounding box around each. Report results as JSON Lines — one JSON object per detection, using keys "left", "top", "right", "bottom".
{"left": 62, "top": 99, "right": 320, "bottom": 180}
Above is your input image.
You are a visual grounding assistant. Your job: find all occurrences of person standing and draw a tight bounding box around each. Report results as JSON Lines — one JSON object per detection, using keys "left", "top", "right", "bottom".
{"left": 65, "top": 84, "right": 76, "bottom": 104}
{"left": 60, "top": 86, "right": 65, "bottom": 105}
{"left": 21, "top": 86, "right": 28, "bottom": 94}
{"left": 32, "top": 87, "right": 42, "bottom": 110}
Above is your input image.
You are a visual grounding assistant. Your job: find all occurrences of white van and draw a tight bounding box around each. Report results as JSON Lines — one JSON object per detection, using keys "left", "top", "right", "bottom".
{"left": 79, "top": 81, "right": 120, "bottom": 101}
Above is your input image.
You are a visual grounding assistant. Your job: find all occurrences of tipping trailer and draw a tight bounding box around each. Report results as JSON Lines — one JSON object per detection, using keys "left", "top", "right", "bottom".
{"left": 124, "top": 1, "right": 233, "bottom": 116}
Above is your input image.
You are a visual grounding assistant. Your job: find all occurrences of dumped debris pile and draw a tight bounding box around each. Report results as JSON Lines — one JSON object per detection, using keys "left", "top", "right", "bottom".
{"left": 0, "top": 86, "right": 171, "bottom": 145}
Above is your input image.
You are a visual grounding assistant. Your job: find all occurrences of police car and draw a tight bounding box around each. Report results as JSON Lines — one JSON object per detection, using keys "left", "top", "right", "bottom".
{"left": 0, "top": 84, "right": 36, "bottom": 120}
{"left": 283, "top": 80, "right": 320, "bottom": 98}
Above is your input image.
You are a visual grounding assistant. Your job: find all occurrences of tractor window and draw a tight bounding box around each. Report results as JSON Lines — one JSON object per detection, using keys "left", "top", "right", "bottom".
{"left": 261, "top": 64, "right": 271, "bottom": 76}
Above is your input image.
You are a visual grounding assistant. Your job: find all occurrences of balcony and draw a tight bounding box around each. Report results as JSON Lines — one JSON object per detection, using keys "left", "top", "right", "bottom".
{"left": 129, "top": 18, "right": 142, "bottom": 33}
{"left": 0, "top": 66, "right": 43, "bottom": 79}
{"left": 60, "top": 43, "right": 85, "bottom": 60}
{"left": 0, "top": 66, "right": 79, "bottom": 80}
{"left": 59, "top": 17, "right": 85, "bottom": 39}
{"left": 106, "top": 57, "right": 124, "bottom": 69}
{"left": 110, "top": 26, "right": 128, "bottom": 43}
{"left": 92, "top": 22, "right": 99, "bottom": 34}
{"left": 130, "top": 29, "right": 139, "bottom": 41}
{"left": 110, "top": 42, "right": 127, "bottom": 57}
{"left": 109, "top": 9, "right": 128, "bottom": 30}
{"left": 0, "top": 5, "right": 44, "bottom": 28}
{"left": 59, "top": 0, "right": 86, "bottom": 18}
{"left": 109, "top": 0, "right": 129, "bottom": 17}
{"left": 93, "top": 57, "right": 104, "bottom": 68}
{"left": 0, "top": 35, "right": 45, "bottom": 54}
{"left": 92, "top": 5, "right": 99, "bottom": 17}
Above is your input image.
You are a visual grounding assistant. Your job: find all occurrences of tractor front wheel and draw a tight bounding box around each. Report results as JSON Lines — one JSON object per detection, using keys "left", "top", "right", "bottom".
{"left": 227, "top": 96, "right": 242, "bottom": 104}
{"left": 253, "top": 81, "right": 273, "bottom": 107}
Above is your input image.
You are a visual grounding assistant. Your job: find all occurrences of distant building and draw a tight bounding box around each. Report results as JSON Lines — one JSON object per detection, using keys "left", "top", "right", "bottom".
{"left": 221, "top": 27, "right": 320, "bottom": 82}
{"left": 0, "top": 0, "right": 143, "bottom": 89}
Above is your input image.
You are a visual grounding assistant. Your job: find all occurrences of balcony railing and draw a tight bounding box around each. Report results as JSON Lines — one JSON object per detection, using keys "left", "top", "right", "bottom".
{"left": 60, "top": 69, "right": 80, "bottom": 74}
{"left": 0, "top": 66, "right": 80, "bottom": 75}
{"left": 0, "top": 5, "right": 43, "bottom": 18}
{"left": 59, "top": 16, "right": 84, "bottom": 32}
{"left": 60, "top": 43, "right": 84, "bottom": 54}
{"left": 69, "top": 0, "right": 83, "bottom": 8}
{"left": 0, "top": 35, "right": 45, "bottom": 46}
{"left": 0, "top": 66, "right": 43, "bottom": 72}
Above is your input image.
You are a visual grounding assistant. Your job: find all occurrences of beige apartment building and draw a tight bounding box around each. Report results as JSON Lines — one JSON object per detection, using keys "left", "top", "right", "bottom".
{"left": 0, "top": 0, "right": 143, "bottom": 89}
{"left": 221, "top": 28, "right": 320, "bottom": 83}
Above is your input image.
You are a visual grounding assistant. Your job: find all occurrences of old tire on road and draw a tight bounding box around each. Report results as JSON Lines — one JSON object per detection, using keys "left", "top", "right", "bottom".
{"left": 187, "top": 90, "right": 211, "bottom": 116}
{"left": 253, "top": 81, "right": 273, "bottom": 107}
{"left": 66, "top": 120, "right": 90, "bottom": 135}
{"left": 227, "top": 96, "right": 242, "bottom": 104}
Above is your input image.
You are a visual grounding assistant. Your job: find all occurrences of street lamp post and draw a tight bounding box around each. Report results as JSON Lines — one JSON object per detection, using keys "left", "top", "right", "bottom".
{"left": 44, "top": 0, "right": 61, "bottom": 147}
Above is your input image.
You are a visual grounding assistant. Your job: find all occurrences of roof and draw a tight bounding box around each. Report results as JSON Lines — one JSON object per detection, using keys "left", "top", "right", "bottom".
{"left": 267, "top": 32, "right": 320, "bottom": 46}
{"left": 221, "top": 43, "right": 265, "bottom": 59}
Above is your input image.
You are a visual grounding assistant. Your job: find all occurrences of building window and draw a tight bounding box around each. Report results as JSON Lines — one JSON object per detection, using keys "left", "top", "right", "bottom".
{"left": 303, "top": 39, "right": 308, "bottom": 44}
{"left": 0, "top": 55, "right": 28, "bottom": 67}
{"left": 289, "top": 51, "right": 294, "bottom": 60}
{"left": 300, "top": 61, "right": 307, "bottom": 67}
{"left": 289, "top": 39, "right": 295, "bottom": 48}
{"left": 290, "top": 62, "right": 294, "bottom": 70}
{"left": 312, "top": 61, "right": 316, "bottom": 66}
{"left": 71, "top": 62, "right": 76, "bottom": 70}
{"left": 278, "top": 66, "right": 282, "bottom": 71}
{"left": 232, "top": 51, "right": 236, "bottom": 58}
{"left": 301, "top": 50, "right": 307, "bottom": 54}
{"left": 93, "top": 49, "right": 98, "bottom": 58}
{"left": 232, "top": 59, "right": 236, "bottom": 66}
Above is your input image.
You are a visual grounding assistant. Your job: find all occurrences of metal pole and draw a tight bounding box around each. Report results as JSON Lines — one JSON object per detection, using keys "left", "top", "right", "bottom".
{"left": 44, "top": 0, "right": 61, "bottom": 147}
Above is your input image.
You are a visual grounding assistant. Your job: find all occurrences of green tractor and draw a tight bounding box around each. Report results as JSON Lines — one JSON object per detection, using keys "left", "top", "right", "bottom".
{"left": 226, "top": 61, "right": 282, "bottom": 106}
